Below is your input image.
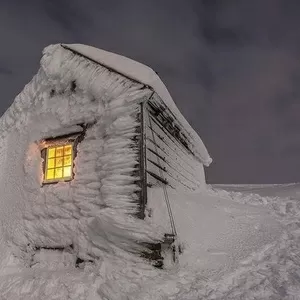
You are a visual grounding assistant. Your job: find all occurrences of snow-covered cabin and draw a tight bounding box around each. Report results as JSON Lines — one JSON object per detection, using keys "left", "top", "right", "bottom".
{"left": 0, "top": 44, "right": 211, "bottom": 267}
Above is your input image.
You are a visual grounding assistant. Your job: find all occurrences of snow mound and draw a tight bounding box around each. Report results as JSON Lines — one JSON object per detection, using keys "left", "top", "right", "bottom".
{"left": 148, "top": 187, "right": 283, "bottom": 279}
{"left": 0, "top": 184, "right": 297, "bottom": 299}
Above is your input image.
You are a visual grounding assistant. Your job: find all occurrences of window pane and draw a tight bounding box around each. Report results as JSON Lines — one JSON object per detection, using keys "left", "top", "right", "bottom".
{"left": 64, "top": 155, "right": 72, "bottom": 166}
{"left": 47, "top": 158, "right": 55, "bottom": 169}
{"left": 43, "top": 143, "right": 74, "bottom": 183}
{"left": 56, "top": 147, "right": 64, "bottom": 157}
{"left": 48, "top": 148, "right": 55, "bottom": 158}
{"left": 46, "top": 169, "right": 54, "bottom": 180}
{"left": 55, "top": 168, "right": 63, "bottom": 179}
{"left": 64, "top": 145, "right": 72, "bottom": 155}
{"left": 63, "top": 166, "right": 72, "bottom": 178}
{"left": 56, "top": 157, "right": 63, "bottom": 167}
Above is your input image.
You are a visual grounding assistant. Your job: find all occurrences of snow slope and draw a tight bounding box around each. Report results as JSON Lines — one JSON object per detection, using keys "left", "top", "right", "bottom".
{"left": 127, "top": 184, "right": 300, "bottom": 300}
{"left": 165, "top": 188, "right": 282, "bottom": 279}
{"left": 215, "top": 183, "right": 300, "bottom": 198}
{"left": 147, "top": 187, "right": 282, "bottom": 279}
{"left": 165, "top": 185, "right": 300, "bottom": 300}
{"left": 1, "top": 184, "right": 297, "bottom": 299}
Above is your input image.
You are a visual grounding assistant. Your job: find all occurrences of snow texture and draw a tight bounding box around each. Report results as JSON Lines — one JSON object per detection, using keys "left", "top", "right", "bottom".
{"left": 2, "top": 184, "right": 297, "bottom": 299}
{"left": 129, "top": 185, "right": 300, "bottom": 300}
{"left": 148, "top": 187, "right": 283, "bottom": 278}
{"left": 0, "top": 176, "right": 298, "bottom": 299}
{"left": 145, "top": 104, "right": 206, "bottom": 192}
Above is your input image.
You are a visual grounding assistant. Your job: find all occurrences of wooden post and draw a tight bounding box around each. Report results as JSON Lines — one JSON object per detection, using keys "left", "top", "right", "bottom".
{"left": 139, "top": 101, "right": 148, "bottom": 219}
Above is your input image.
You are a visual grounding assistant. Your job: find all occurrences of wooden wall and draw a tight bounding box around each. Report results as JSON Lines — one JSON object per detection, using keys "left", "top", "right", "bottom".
{"left": 144, "top": 95, "right": 205, "bottom": 192}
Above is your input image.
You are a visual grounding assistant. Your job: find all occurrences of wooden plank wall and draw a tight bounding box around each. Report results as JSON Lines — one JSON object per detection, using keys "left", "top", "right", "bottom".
{"left": 145, "top": 96, "right": 205, "bottom": 192}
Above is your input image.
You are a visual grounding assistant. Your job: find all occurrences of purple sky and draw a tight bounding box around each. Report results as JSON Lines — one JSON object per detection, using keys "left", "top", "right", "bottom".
{"left": 1, "top": 0, "right": 300, "bottom": 183}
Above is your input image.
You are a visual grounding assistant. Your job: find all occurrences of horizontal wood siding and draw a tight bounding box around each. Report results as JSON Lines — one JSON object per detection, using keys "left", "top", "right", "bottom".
{"left": 145, "top": 96, "right": 205, "bottom": 191}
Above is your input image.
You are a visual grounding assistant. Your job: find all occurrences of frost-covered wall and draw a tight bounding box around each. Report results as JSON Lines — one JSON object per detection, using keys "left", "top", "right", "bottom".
{"left": 145, "top": 95, "right": 206, "bottom": 235}
{"left": 0, "top": 45, "right": 162, "bottom": 268}
{"left": 145, "top": 95, "right": 205, "bottom": 191}
{"left": 0, "top": 44, "right": 210, "bottom": 271}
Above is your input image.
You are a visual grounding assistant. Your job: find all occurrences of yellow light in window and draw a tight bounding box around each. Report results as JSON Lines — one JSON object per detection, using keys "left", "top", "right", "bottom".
{"left": 64, "top": 145, "right": 72, "bottom": 155}
{"left": 48, "top": 148, "right": 56, "bottom": 158}
{"left": 48, "top": 158, "right": 55, "bottom": 169}
{"left": 55, "top": 168, "right": 63, "bottom": 178}
{"left": 47, "top": 169, "right": 54, "bottom": 180}
{"left": 64, "top": 155, "right": 72, "bottom": 166}
{"left": 56, "top": 147, "right": 64, "bottom": 157}
{"left": 56, "top": 157, "right": 63, "bottom": 167}
{"left": 64, "top": 166, "right": 72, "bottom": 177}
{"left": 44, "top": 143, "right": 73, "bottom": 183}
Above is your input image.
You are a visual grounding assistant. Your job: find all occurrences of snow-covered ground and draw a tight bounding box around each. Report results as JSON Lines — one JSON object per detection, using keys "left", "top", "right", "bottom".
{"left": 0, "top": 183, "right": 299, "bottom": 299}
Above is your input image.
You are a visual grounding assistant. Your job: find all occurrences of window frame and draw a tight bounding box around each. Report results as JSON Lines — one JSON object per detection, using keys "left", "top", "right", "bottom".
{"left": 43, "top": 143, "right": 74, "bottom": 183}
{"left": 41, "top": 132, "right": 82, "bottom": 185}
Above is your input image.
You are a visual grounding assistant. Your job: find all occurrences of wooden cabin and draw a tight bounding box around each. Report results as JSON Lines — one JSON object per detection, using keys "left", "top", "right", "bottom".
{"left": 0, "top": 44, "right": 212, "bottom": 268}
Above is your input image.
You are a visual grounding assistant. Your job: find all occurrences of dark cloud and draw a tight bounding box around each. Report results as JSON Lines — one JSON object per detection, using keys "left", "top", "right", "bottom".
{"left": 0, "top": 66, "right": 12, "bottom": 76}
{"left": 0, "top": 0, "right": 299, "bottom": 183}
{"left": 194, "top": 1, "right": 300, "bottom": 183}
{"left": 42, "top": 0, "right": 93, "bottom": 39}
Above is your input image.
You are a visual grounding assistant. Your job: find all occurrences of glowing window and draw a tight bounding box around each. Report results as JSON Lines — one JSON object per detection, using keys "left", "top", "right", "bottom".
{"left": 44, "top": 144, "right": 74, "bottom": 182}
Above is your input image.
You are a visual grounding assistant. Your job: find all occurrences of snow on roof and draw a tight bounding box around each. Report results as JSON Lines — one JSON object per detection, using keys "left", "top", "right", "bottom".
{"left": 62, "top": 44, "right": 212, "bottom": 166}
{"left": 62, "top": 44, "right": 171, "bottom": 103}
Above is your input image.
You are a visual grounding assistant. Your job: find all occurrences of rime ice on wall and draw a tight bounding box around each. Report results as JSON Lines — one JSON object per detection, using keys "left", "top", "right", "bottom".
{"left": 63, "top": 44, "right": 212, "bottom": 167}
{"left": 145, "top": 97, "right": 206, "bottom": 191}
{"left": 0, "top": 44, "right": 164, "bottom": 268}
{"left": 144, "top": 95, "right": 206, "bottom": 235}
{"left": 0, "top": 43, "right": 211, "bottom": 272}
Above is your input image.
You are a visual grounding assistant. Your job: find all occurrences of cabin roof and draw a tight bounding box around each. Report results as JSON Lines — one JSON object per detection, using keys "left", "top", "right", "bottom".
{"left": 62, "top": 44, "right": 212, "bottom": 166}
{"left": 63, "top": 44, "right": 173, "bottom": 107}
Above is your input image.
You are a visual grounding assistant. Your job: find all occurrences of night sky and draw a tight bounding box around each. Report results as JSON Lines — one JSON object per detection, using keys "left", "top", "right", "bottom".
{"left": 1, "top": 0, "right": 300, "bottom": 184}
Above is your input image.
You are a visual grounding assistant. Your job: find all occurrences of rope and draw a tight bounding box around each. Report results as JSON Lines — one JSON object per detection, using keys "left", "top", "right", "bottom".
{"left": 148, "top": 113, "right": 177, "bottom": 237}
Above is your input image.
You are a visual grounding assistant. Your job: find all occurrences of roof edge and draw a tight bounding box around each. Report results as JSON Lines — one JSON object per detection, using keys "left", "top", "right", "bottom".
{"left": 61, "top": 43, "right": 212, "bottom": 166}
